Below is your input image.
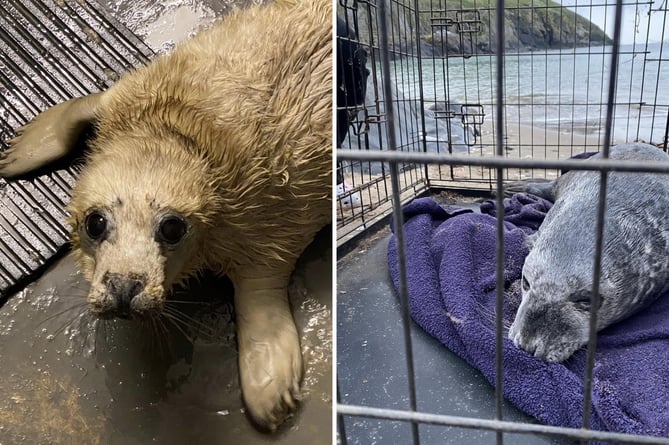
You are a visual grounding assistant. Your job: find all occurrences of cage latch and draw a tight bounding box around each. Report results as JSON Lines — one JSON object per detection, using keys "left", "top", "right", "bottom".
{"left": 434, "top": 103, "right": 485, "bottom": 146}
{"left": 430, "top": 10, "right": 482, "bottom": 34}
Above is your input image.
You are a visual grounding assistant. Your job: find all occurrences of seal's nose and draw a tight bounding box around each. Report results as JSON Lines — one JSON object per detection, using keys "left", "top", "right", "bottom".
{"left": 104, "top": 272, "right": 146, "bottom": 319}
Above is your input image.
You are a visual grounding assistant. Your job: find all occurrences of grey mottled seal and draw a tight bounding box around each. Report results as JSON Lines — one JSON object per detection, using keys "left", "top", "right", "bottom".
{"left": 509, "top": 143, "right": 669, "bottom": 362}
{"left": 0, "top": 0, "right": 331, "bottom": 430}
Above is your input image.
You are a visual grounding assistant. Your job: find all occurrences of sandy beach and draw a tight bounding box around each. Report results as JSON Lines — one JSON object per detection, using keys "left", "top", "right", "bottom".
{"left": 337, "top": 120, "right": 610, "bottom": 244}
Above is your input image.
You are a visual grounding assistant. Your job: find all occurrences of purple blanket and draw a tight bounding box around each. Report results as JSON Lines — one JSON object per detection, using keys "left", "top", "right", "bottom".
{"left": 388, "top": 196, "right": 669, "bottom": 439}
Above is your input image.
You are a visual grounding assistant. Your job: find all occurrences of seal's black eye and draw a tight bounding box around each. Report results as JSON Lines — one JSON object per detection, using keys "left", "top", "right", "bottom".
{"left": 85, "top": 211, "right": 107, "bottom": 240}
{"left": 521, "top": 276, "right": 530, "bottom": 292}
{"left": 157, "top": 216, "right": 187, "bottom": 244}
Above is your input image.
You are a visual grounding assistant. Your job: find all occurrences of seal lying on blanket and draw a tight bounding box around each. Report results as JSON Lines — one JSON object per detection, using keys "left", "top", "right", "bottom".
{"left": 509, "top": 143, "right": 669, "bottom": 362}
{"left": 0, "top": 0, "right": 331, "bottom": 431}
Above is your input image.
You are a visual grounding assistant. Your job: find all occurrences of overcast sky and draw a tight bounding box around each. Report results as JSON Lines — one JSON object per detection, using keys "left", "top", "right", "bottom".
{"left": 560, "top": 0, "right": 668, "bottom": 44}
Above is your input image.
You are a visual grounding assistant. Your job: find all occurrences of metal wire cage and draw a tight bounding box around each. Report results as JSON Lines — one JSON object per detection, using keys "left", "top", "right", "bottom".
{"left": 336, "top": 0, "right": 669, "bottom": 443}
{"left": 336, "top": 0, "right": 669, "bottom": 246}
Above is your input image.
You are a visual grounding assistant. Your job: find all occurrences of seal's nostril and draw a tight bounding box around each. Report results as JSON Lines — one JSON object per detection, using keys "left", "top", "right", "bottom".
{"left": 105, "top": 274, "right": 145, "bottom": 298}
{"left": 127, "top": 280, "right": 144, "bottom": 298}
{"left": 103, "top": 273, "right": 146, "bottom": 317}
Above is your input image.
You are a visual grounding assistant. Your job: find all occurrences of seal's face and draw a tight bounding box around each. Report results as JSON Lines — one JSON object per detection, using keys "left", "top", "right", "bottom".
{"left": 508, "top": 191, "right": 605, "bottom": 363}
{"left": 68, "top": 136, "right": 219, "bottom": 320}
{"left": 509, "top": 258, "right": 593, "bottom": 362}
{"left": 509, "top": 228, "right": 631, "bottom": 362}
{"left": 76, "top": 205, "right": 190, "bottom": 319}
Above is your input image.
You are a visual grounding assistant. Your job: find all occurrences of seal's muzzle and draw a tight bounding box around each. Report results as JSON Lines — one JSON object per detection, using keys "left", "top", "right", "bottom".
{"left": 102, "top": 272, "right": 147, "bottom": 319}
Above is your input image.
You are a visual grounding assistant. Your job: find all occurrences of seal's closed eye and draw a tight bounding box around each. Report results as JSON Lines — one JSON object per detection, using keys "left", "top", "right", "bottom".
{"left": 568, "top": 290, "right": 593, "bottom": 311}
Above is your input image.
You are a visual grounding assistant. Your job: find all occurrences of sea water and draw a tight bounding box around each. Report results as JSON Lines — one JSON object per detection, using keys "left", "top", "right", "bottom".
{"left": 390, "top": 42, "right": 669, "bottom": 145}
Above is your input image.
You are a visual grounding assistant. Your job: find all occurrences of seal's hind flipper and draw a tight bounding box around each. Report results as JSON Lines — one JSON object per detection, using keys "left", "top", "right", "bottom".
{"left": 0, "top": 92, "right": 104, "bottom": 178}
{"left": 503, "top": 178, "right": 557, "bottom": 201}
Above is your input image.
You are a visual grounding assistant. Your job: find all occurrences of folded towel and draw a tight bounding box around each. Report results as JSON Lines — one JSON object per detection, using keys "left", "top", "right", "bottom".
{"left": 388, "top": 195, "right": 669, "bottom": 440}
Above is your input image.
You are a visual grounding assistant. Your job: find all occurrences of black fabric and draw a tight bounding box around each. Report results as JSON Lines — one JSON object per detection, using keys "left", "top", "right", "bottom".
{"left": 336, "top": 16, "right": 369, "bottom": 184}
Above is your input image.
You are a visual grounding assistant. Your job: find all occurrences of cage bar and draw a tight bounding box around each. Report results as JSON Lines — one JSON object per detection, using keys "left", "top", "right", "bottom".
{"left": 337, "top": 0, "right": 669, "bottom": 443}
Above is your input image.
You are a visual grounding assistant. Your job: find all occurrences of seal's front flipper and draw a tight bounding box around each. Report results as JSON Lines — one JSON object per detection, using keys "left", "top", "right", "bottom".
{"left": 503, "top": 178, "right": 557, "bottom": 201}
{"left": 0, "top": 92, "right": 104, "bottom": 178}
{"left": 233, "top": 273, "right": 302, "bottom": 432}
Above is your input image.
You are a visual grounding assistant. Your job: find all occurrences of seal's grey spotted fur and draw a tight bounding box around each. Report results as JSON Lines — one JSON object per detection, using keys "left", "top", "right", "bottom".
{"left": 509, "top": 143, "right": 669, "bottom": 362}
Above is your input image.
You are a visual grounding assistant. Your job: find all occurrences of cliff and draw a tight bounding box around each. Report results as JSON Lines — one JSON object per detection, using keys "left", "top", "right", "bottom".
{"left": 346, "top": 0, "right": 611, "bottom": 57}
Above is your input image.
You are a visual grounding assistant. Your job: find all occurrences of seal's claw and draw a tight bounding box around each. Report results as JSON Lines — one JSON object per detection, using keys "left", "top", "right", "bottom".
{"left": 0, "top": 149, "right": 12, "bottom": 162}
{"left": 0, "top": 130, "right": 50, "bottom": 178}
{"left": 283, "top": 387, "right": 298, "bottom": 410}
{"left": 0, "top": 146, "right": 22, "bottom": 176}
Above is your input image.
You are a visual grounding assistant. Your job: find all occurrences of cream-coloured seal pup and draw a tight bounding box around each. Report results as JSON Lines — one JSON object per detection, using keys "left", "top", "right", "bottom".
{"left": 0, "top": 0, "right": 331, "bottom": 430}
{"left": 509, "top": 143, "right": 669, "bottom": 362}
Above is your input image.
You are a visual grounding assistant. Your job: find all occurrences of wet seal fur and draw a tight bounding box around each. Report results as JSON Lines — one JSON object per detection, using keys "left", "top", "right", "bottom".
{"left": 509, "top": 143, "right": 669, "bottom": 362}
{"left": 0, "top": 0, "right": 331, "bottom": 431}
